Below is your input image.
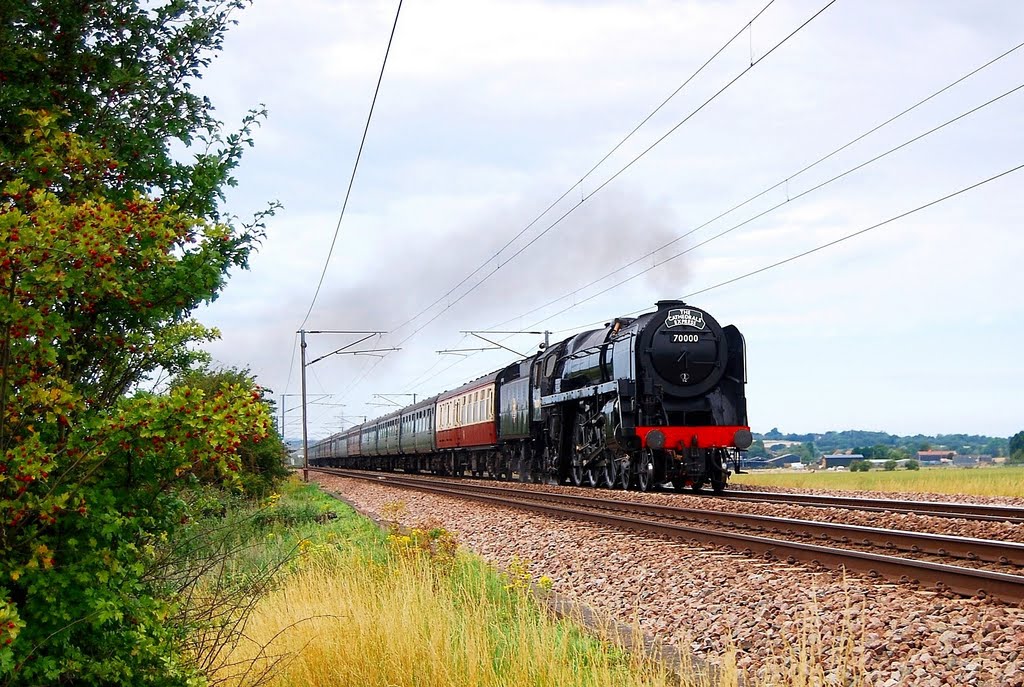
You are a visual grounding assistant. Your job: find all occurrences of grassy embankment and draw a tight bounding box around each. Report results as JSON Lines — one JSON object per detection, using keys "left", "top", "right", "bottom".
{"left": 732, "top": 465, "right": 1024, "bottom": 498}
{"left": 207, "top": 478, "right": 710, "bottom": 687}
{"left": 205, "top": 478, "right": 874, "bottom": 687}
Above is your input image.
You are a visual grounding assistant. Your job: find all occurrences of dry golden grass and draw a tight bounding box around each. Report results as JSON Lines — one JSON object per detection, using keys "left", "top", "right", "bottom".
{"left": 212, "top": 546, "right": 695, "bottom": 687}
{"left": 732, "top": 465, "right": 1024, "bottom": 498}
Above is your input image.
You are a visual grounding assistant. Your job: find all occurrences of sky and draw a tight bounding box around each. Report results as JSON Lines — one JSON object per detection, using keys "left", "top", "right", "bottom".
{"left": 190, "top": 0, "right": 1024, "bottom": 441}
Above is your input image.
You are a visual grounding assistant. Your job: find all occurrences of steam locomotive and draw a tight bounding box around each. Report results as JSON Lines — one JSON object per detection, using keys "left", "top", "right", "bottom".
{"left": 308, "top": 300, "right": 751, "bottom": 492}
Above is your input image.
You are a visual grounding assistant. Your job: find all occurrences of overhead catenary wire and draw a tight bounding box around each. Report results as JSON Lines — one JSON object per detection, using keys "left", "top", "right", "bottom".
{"left": 482, "top": 39, "right": 1024, "bottom": 332}
{"left": 387, "top": 0, "right": 838, "bottom": 353}
{"left": 519, "top": 80, "right": 1024, "bottom": 330}
{"left": 280, "top": 331, "right": 298, "bottom": 398}
{"left": 388, "top": 0, "right": 779, "bottom": 336}
{"left": 682, "top": 162, "right": 1024, "bottom": 300}
{"left": 411, "top": 159, "right": 1024, "bottom": 395}
{"left": 551, "top": 161, "right": 1024, "bottom": 335}
{"left": 297, "top": 0, "right": 404, "bottom": 330}
{"left": 393, "top": 47, "right": 1024, "bottom": 395}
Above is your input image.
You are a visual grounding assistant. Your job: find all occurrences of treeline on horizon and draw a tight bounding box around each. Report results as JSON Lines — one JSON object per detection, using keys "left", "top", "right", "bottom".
{"left": 754, "top": 428, "right": 1009, "bottom": 457}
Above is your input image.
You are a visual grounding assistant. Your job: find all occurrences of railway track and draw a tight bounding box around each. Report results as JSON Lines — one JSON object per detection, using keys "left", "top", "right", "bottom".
{"left": 716, "top": 489, "right": 1024, "bottom": 524}
{"left": 312, "top": 467, "right": 1024, "bottom": 604}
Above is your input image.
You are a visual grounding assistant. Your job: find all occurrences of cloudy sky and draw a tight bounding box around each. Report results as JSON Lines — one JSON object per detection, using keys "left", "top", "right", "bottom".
{"left": 191, "top": 0, "right": 1024, "bottom": 441}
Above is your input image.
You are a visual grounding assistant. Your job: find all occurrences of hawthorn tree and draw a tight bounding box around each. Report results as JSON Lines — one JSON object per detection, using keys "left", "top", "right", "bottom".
{"left": 0, "top": 116, "right": 272, "bottom": 684}
{"left": 172, "top": 366, "right": 289, "bottom": 494}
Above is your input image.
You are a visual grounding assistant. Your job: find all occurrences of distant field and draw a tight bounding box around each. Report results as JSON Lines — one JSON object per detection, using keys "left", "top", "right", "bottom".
{"left": 730, "top": 466, "right": 1024, "bottom": 499}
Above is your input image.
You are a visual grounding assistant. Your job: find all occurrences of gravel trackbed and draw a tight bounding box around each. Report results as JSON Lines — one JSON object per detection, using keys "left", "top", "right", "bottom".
{"left": 315, "top": 474, "right": 1024, "bottom": 687}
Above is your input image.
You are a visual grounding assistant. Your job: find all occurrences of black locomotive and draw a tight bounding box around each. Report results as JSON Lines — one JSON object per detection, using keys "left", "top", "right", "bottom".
{"left": 309, "top": 300, "right": 751, "bottom": 492}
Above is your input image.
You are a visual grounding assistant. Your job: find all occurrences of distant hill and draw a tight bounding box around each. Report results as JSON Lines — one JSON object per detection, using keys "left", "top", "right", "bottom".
{"left": 755, "top": 428, "right": 1008, "bottom": 457}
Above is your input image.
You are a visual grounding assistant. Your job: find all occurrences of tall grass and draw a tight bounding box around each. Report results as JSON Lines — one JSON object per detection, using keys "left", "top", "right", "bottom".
{"left": 212, "top": 541, "right": 693, "bottom": 687}
{"left": 732, "top": 465, "right": 1024, "bottom": 498}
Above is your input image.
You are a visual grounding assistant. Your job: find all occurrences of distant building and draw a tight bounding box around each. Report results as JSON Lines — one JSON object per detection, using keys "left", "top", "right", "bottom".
{"left": 821, "top": 454, "right": 864, "bottom": 469}
{"left": 918, "top": 450, "right": 955, "bottom": 464}
{"left": 773, "top": 453, "right": 802, "bottom": 465}
{"left": 742, "top": 458, "right": 775, "bottom": 470}
{"left": 952, "top": 455, "right": 984, "bottom": 467}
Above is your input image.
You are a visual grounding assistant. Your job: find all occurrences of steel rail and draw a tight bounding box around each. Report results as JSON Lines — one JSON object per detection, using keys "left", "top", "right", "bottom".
{"left": 718, "top": 490, "right": 1024, "bottom": 523}
{"left": 314, "top": 468, "right": 1024, "bottom": 604}
{"left": 384, "top": 476, "right": 1024, "bottom": 566}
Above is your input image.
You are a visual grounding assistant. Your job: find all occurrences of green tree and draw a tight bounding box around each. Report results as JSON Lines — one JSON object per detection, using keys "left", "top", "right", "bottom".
{"left": 747, "top": 439, "right": 768, "bottom": 459}
{"left": 1009, "top": 431, "right": 1024, "bottom": 456}
{"left": 883, "top": 459, "right": 898, "bottom": 471}
{"left": 889, "top": 447, "right": 910, "bottom": 461}
{"left": 849, "top": 460, "right": 870, "bottom": 472}
{"left": 0, "top": 0, "right": 269, "bottom": 222}
{"left": 905, "top": 459, "right": 920, "bottom": 471}
{"left": 0, "top": 118, "right": 270, "bottom": 684}
{"left": 872, "top": 444, "right": 893, "bottom": 460}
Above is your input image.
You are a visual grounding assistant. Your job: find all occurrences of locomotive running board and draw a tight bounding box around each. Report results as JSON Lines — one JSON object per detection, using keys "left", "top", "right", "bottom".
{"left": 541, "top": 379, "right": 625, "bottom": 406}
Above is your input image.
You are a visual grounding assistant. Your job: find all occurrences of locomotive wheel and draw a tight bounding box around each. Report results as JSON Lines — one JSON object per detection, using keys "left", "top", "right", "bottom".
{"left": 635, "top": 451, "right": 655, "bottom": 492}
{"left": 635, "top": 467, "right": 651, "bottom": 492}
{"left": 689, "top": 478, "right": 707, "bottom": 493}
{"left": 710, "top": 449, "right": 727, "bottom": 494}
{"left": 599, "top": 456, "right": 618, "bottom": 489}
{"left": 583, "top": 466, "right": 599, "bottom": 488}
{"left": 570, "top": 463, "right": 585, "bottom": 486}
{"left": 616, "top": 458, "right": 631, "bottom": 490}
{"left": 570, "top": 413, "right": 594, "bottom": 487}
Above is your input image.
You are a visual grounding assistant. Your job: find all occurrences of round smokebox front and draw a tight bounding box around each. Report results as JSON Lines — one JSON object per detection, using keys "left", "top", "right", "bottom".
{"left": 644, "top": 304, "right": 727, "bottom": 397}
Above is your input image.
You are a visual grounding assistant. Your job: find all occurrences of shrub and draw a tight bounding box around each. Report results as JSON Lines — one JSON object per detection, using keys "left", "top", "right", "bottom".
{"left": 904, "top": 459, "right": 920, "bottom": 471}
